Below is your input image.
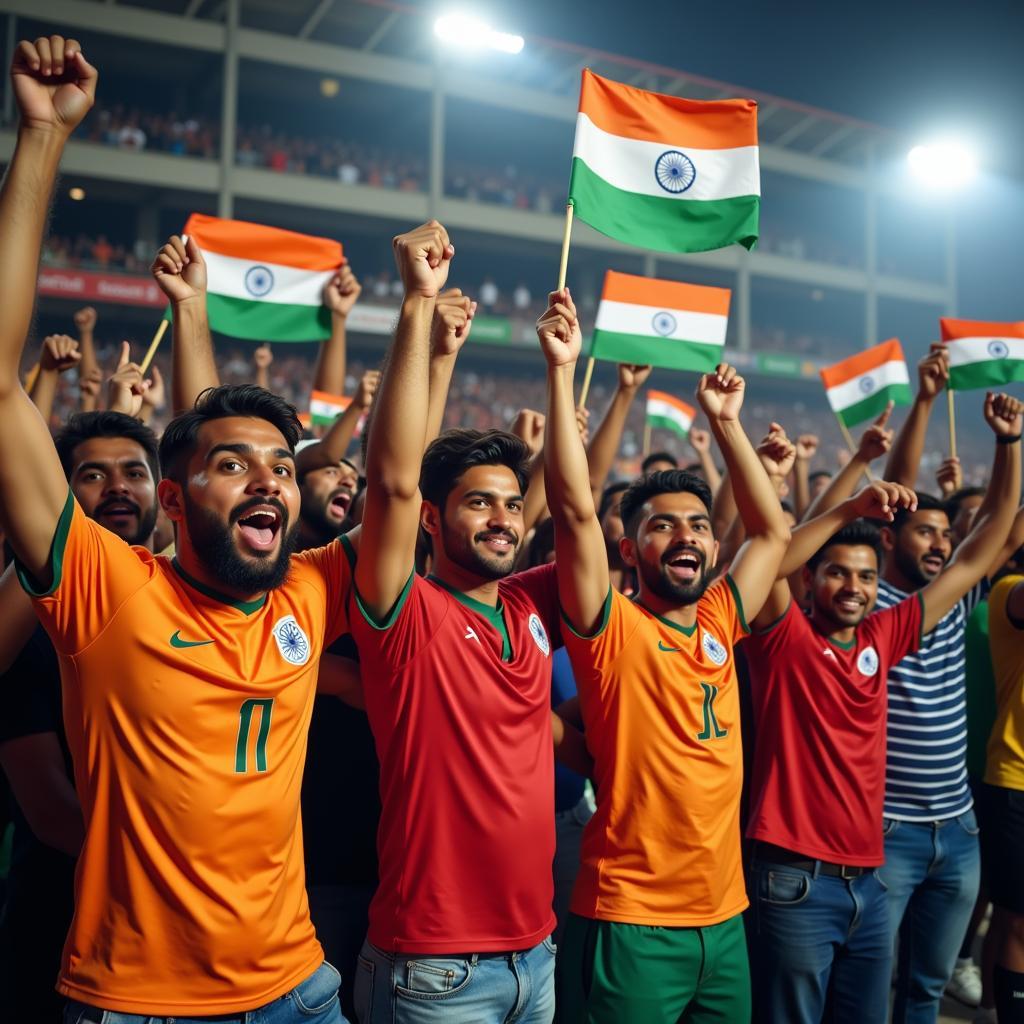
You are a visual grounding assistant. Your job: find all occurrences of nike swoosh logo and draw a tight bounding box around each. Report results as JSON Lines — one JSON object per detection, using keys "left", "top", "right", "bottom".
{"left": 658, "top": 641, "right": 682, "bottom": 653}
{"left": 170, "top": 630, "right": 215, "bottom": 649}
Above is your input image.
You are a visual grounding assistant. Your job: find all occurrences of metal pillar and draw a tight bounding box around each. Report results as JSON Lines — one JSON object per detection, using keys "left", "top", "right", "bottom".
{"left": 218, "top": 0, "right": 239, "bottom": 219}
{"left": 737, "top": 257, "right": 751, "bottom": 352}
{"left": 429, "top": 60, "right": 444, "bottom": 219}
{"left": 864, "top": 145, "right": 878, "bottom": 346}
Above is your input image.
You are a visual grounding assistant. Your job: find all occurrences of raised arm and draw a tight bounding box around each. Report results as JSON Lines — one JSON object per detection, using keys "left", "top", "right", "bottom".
{"left": 884, "top": 345, "right": 948, "bottom": 487}
{"left": 151, "top": 234, "right": 218, "bottom": 414}
{"left": 105, "top": 340, "right": 151, "bottom": 419}
{"left": 253, "top": 344, "right": 272, "bottom": 391}
{"left": 29, "top": 333, "right": 81, "bottom": 423}
{"left": 355, "top": 222, "right": 453, "bottom": 619}
{"left": 72, "top": 305, "right": 99, "bottom": 410}
{"left": 0, "top": 35, "right": 97, "bottom": 581}
{"left": 791, "top": 433, "right": 818, "bottom": 520}
{"left": 425, "top": 287, "right": 475, "bottom": 444}
{"left": 314, "top": 264, "right": 360, "bottom": 396}
{"left": 919, "top": 393, "right": 1022, "bottom": 633}
{"left": 509, "top": 409, "right": 549, "bottom": 534}
{"left": 699, "top": 365, "right": 791, "bottom": 621}
{"left": 295, "top": 369, "right": 379, "bottom": 478}
{"left": 540, "top": 288, "right": 610, "bottom": 635}
{"left": 688, "top": 426, "right": 722, "bottom": 495}
{"left": 586, "top": 363, "right": 651, "bottom": 496}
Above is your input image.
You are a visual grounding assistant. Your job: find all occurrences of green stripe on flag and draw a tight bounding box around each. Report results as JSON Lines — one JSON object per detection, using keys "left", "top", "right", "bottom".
{"left": 168, "top": 294, "right": 332, "bottom": 342}
{"left": 834, "top": 384, "right": 913, "bottom": 428}
{"left": 647, "top": 413, "right": 690, "bottom": 437}
{"left": 591, "top": 328, "right": 722, "bottom": 373}
{"left": 569, "top": 158, "right": 759, "bottom": 254}
{"left": 949, "top": 360, "right": 1024, "bottom": 391}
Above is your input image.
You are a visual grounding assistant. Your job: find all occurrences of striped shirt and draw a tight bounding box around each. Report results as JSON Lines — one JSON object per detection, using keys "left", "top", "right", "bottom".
{"left": 876, "top": 577, "right": 987, "bottom": 821}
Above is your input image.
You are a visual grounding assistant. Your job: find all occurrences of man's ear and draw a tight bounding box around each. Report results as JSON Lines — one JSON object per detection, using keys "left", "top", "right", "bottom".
{"left": 420, "top": 499, "right": 441, "bottom": 538}
{"left": 619, "top": 534, "right": 637, "bottom": 568}
{"left": 880, "top": 525, "right": 896, "bottom": 552}
{"left": 158, "top": 478, "right": 184, "bottom": 523}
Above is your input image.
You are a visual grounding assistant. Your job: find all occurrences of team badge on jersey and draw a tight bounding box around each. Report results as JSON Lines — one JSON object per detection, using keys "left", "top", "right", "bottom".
{"left": 273, "top": 615, "right": 310, "bottom": 665}
{"left": 702, "top": 631, "right": 728, "bottom": 666}
{"left": 856, "top": 646, "right": 880, "bottom": 677}
{"left": 528, "top": 613, "right": 551, "bottom": 657}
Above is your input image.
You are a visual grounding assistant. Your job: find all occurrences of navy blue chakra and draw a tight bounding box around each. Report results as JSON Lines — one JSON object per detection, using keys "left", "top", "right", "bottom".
{"left": 655, "top": 150, "right": 697, "bottom": 194}
{"left": 652, "top": 311, "right": 677, "bottom": 336}
{"left": 988, "top": 339, "right": 1010, "bottom": 359}
{"left": 245, "top": 265, "right": 275, "bottom": 297}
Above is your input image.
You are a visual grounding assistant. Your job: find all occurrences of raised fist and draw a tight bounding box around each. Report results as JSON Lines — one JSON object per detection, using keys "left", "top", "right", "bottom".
{"left": 323, "top": 264, "right": 362, "bottom": 317}
{"left": 430, "top": 288, "right": 475, "bottom": 357}
{"left": 696, "top": 363, "right": 744, "bottom": 423}
{"left": 510, "top": 409, "right": 546, "bottom": 456}
{"left": 73, "top": 306, "right": 97, "bottom": 332}
{"left": 392, "top": 221, "right": 453, "bottom": 300}
{"left": 355, "top": 369, "right": 381, "bottom": 411}
{"left": 917, "top": 344, "right": 950, "bottom": 400}
{"left": 253, "top": 344, "right": 273, "bottom": 370}
{"left": 851, "top": 481, "right": 918, "bottom": 523}
{"left": 39, "top": 333, "right": 80, "bottom": 373}
{"left": 11, "top": 34, "right": 97, "bottom": 136}
{"left": 984, "top": 391, "right": 1024, "bottom": 438}
{"left": 617, "top": 363, "right": 652, "bottom": 391}
{"left": 151, "top": 235, "right": 207, "bottom": 305}
{"left": 536, "top": 288, "right": 582, "bottom": 368}
{"left": 857, "top": 401, "right": 894, "bottom": 462}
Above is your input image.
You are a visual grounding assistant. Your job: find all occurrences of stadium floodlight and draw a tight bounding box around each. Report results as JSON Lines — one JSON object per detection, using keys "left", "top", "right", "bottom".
{"left": 907, "top": 140, "right": 978, "bottom": 189}
{"left": 433, "top": 13, "right": 524, "bottom": 54}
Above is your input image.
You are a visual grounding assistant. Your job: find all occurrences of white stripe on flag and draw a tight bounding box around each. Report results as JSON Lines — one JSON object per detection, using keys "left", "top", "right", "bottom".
{"left": 202, "top": 250, "right": 335, "bottom": 307}
{"left": 647, "top": 398, "right": 693, "bottom": 427}
{"left": 572, "top": 113, "right": 761, "bottom": 203}
{"left": 946, "top": 337, "right": 1024, "bottom": 365}
{"left": 825, "top": 360, "right": 910, "bottom": 411}
{"left": 595, "top": 299, "right": 726, "bottom": 346}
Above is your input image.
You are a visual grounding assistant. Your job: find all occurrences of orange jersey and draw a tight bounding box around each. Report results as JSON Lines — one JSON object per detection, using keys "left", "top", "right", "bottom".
{"left": 563, "top": 577, "right": 749, "bottom": 926}
{"left": 19, "top": 495, "right": 353, "bottom": 1015}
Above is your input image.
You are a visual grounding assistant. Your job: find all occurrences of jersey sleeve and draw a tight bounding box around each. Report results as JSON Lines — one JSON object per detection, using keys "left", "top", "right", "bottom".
{"left": 561, "top": 588, "right": 641, "bottom": 685}
{"left": 351, "top": 572, "right": 447, "bottom": 671}
{"left": 744, "top": 598, "right": 801, "bottom": 658}
{"left": 702, "top": 574, "right": 750, "bottom": 645}
{"left": 15, "top": 491, "right": 153, "bottom": 656}
{"left": 291, "top": 534, "right": 356, "bottom": 644}
{"left": 869, "top": 593, "right": 925, "bottom": 665}
{"left": 989, "top": 575, "right": 1024, "bottom": 633}
{"left": 503, "top": 563, "right": 563, "bottom": 652}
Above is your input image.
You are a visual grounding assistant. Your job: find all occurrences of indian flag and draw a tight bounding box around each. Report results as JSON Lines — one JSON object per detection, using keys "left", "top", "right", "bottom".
{"left": 309, "top": 390, "right": 351, "bottom": 428}
{"left": 940, "top": 318, "right": 1024, "bottom": 390}
{"left": 646, "top": 390, "right": 695, "bottom": 439}
{"left": 820, "top": 338, "right": 912, "bottom": 428}
{"left": 591, "top": 270, "right": 730, "bottom": 373}
{"left": 569, "top": 69, "right": 759, "bottom": 254}
{"left": 179, "top": 214, "right": 342, "bottom": 342}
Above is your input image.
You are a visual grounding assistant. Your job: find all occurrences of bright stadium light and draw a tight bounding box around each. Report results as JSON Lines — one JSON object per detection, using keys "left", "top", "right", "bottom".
{"left": 907, "top": 140, "right": 978, "bottom": 189}
{"left": 433, "top": 13, "right": 524, "bottom": 54}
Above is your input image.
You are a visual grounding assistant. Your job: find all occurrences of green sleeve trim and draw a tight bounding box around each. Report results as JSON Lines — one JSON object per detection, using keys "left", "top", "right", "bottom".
{"left": 560, "top": 587, "right": 613, "bottom": 640}
{"left": 915, "top": 591, "right": 926, "bottom": 649}
{"left": 755, "top": 601, "right": 791, "bottom": 636}
{"left": 16, "top": 489, "right": 74, "bottom": 598}
{"left": 725, "top": 573, "right": 750, "bottom": 635}
{"left": 339, "top": 533, "right": 357, "bottom": 570}
{"left": 355, "top": 572, "right": 414, "bottom": 631}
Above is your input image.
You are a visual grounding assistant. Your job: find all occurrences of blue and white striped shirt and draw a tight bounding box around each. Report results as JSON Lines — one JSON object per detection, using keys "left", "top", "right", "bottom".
{"left": 876, "top": 577, "right": 987, "bottom": 821}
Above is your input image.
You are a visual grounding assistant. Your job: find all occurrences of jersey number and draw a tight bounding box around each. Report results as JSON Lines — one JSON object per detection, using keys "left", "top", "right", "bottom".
{"left": 235, "top": 698, "right": 274, "bottom": 773}
{"left": 696, "top": 683, "right": 727, "bottom": 741}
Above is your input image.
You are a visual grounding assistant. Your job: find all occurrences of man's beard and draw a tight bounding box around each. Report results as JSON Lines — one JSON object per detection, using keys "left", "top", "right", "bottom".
{"left": 94, "top": 496, "right": 159, "bottom": 546}
{"left": 439, "top": 521, "right": 519, "bottom": 581}
{"left": 299, "top": 489, "right": 350, "bottom": 550}
{"left": 894, "top": 543, "right": 945, "bottom": 590}
{"left": 637, "top": 546, "right": 712, "bottom": 606}
{"left": 184, "top": 495, "right": 298, "bottom": 594}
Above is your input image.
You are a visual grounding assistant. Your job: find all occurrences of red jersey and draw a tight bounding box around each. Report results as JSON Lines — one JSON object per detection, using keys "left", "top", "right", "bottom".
{"left": 745, "top": 597, "right": 922, "bottom": 866}
{"left": 351, "top": 565, "right": 560, "bottom": 953}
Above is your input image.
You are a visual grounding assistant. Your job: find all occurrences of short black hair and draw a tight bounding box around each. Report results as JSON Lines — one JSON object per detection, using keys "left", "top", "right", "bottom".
{"left": 641, "top": 450, "right": 678, "bottom": 473}
{"left": 808, "top": 519, "right": 884, "bottom": 571}
{"left": 55, "top": 411, "right": 160, "bottom": 482}
{"left": 892, "top": 491, "right": 948, "bottom": 531}
{"left": 619, "top": 470, "right": 713, "bottom": 538}
{"left": 808, "top": 470, "right": 833, "bottom": 485}
{"left": 946, "top": 485, "right": 986, "bottom": 519}
{"left": 420, "top": 428, "right": 531, "bottom": 509}
{"left": 597, "top": 480, "right": 630, "bottom": 522}
{"left": 159, "top": 385, "right": 302, "bottom": 484}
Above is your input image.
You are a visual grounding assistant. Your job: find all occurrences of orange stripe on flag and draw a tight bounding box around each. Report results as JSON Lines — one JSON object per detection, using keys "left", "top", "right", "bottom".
{"left": 183, "top": 213, "right": 343, "bottom": 272}
{"left": 648, "top": 389, "right": 696, "bottom": 417}
{"left": 311, "top": 390, "right": 350, "bottom": 407}
{"left": 579, "top": 69, "right": 758, "bottom": 150}
{"left": 602, "top": 270, "right": 731, "bottom": 316}
{"left": 940, "top": 317, "right": 1024, "bottom": 340}
{"left": 820, "top": 338, "right": 906, "bottom": 389}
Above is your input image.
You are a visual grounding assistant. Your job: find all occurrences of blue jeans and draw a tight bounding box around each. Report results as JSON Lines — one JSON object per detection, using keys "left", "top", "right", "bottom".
{"left": 880, "top": 811, "right": 981, "bottom": 1024}
{"left": 62, "top": 961, "right": 347, "bottom": 1024}
{"left": 747, "top": 858, "right": 892, "bottom": 1024}
{"left": 354, "top": 936, "right": 555, "bottom": 1023}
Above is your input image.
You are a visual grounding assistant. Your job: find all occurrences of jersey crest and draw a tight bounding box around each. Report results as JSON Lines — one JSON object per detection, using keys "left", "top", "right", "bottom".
{"left": 856, "top": 645, "right": 880, "bottom": 677}
{"left": 273, "top": 615, "right": 310, "bottom": 665}
{"left": 702, "top": 631, "right": 728, "bottom": 666}
{"left": 528, "top": 613, "right": 551, "bottom": 657}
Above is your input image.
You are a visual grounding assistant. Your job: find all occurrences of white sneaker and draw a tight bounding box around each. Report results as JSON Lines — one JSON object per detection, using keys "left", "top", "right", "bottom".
{"left": 946, "top": 957, "right": 983, "bottom": 1007}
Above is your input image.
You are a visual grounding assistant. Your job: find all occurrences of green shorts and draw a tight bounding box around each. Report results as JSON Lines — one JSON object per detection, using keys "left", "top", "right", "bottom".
{"left": 556, "top": 911, "right": 750, "bottom": 1024}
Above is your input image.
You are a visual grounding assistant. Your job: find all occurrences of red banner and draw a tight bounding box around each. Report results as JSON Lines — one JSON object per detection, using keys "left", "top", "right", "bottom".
{"left": 37, "top": 268, "right": 165, "bottom": 308}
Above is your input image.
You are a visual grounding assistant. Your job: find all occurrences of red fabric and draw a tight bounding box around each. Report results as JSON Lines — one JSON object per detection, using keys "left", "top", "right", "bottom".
{"left": 745, "top": 598, "right": 922, "bottom": 865}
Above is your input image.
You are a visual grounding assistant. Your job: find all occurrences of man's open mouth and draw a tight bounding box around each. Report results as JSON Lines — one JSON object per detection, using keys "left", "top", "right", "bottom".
{"left": 236, "top": 505, "right": 282, "bottom": 552}
{"left": 665, "top": 549, "right": 701, "bottom": 581}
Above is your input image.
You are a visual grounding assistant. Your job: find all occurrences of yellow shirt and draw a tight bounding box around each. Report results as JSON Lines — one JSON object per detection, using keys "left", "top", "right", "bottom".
{"left": 20, "top": 494, "right": 353, "bottom": 1015}
{"left": 985, "top": 574, "right": 1024, "bottom": 791}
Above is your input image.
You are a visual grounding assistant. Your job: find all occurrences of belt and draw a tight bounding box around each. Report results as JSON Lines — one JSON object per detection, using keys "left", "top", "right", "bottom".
{"left": 754, "top": 841, "right": 872, "bottom": 880}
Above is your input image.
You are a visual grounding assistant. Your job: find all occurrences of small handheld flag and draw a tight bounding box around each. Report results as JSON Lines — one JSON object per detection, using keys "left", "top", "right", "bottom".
{"left": 820, "top": 339, "right": 912, "bottom": 428}
{"left": 591, "top": 270, "right": 730, "bottom": 374}
{"left": 309, "top": 390, "right": 352, "bottom": 428}
{"left": 940, "top": 318, "right": 1024, "bottom": 391}
{"left": 646, "top": 390, "right": 695, "bottom": 439}
{"left": 568, "top": 69, "right": 760, "bottom": 255}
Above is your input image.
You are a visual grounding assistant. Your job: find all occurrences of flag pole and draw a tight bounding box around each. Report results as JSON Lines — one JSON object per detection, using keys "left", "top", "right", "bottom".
{"left": 834, "top": 413, "right": 875, "bottom": 482}
{"left": 139, "top": 319, "right": 169, "bottom": 376}
{"left": 557, "top": 201, "right": 595, "bottom": 408}
{"left": 946, "top": 386, "right": 957, "bottom": 460}
{"left": 23, "top": 362, "right": 40, "bottom": 393}
{"left": 643, "top": 420, "right": 652, "bottom": 457}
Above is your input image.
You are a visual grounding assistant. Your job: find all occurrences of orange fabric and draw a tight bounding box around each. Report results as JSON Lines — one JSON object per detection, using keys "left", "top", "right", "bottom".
{"left": 183, "top": 212, "right": 343, "bottom": 271}
{"left": 940, "top": 317, "right": 1024, "bottom": 340}
{"left": 578, "top": 68, "right": 758, "bottom": 150}
{"left": 819, "top": 337, "right": 905, "bottom": 388}
{"left": 563, "top": 579, "right": 749, "bottom": 926}
{"left": 602, "top": 268, "right": 731, "bottom": 316}
{"left": 646, "top": 389, "right": 697, "bottom": 419}
{"left": 27, "top": 499, "right": 352, "bottom": 1015}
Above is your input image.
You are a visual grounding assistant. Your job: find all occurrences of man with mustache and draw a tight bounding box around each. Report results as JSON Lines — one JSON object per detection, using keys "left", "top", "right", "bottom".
{"left": 350, "top": 222, "right": 577, "bottom": 1024}
{"left": 537, "top": 288, "right": 791, "bottom": 1023}
{"left": 0, "top": 34, "right": 352, "bottom": 1021}
{"left": 741, "top": 387, "right": 1021, "bottom": 1023}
